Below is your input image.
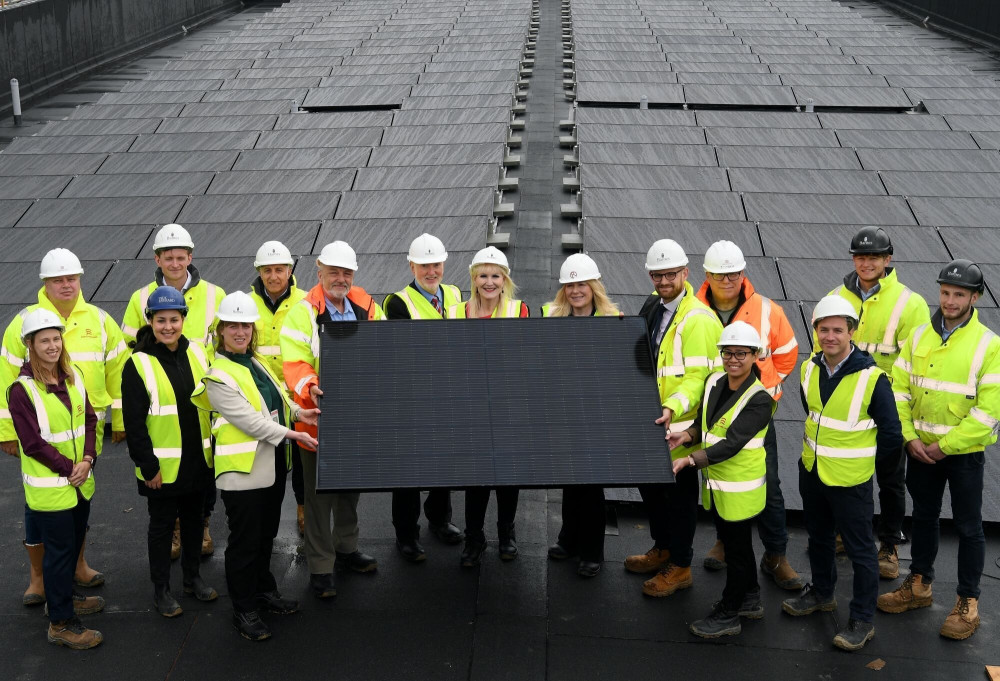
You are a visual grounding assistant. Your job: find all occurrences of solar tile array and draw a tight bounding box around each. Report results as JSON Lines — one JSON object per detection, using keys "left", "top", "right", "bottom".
{"left": 0, "top": 0, "right": 536, "bottom": 320}
{"left": 561, "top": 0, "right": 1000, "bottom": 513}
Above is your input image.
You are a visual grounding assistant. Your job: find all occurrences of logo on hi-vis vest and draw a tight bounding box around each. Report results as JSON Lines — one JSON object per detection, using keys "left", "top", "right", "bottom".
{"left": 718, "top": 417, "right": 728, "bottom": 427}
{"left": 83, "top": 328, "right": 94, "bottom": 338}
{"left": 76, "top": 405, "right": 84, "bottom": 416}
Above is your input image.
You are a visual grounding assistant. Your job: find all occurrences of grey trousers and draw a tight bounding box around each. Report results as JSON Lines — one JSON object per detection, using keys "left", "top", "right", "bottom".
{"left": 300, "top": 448, "right": 360, "bottom": 574}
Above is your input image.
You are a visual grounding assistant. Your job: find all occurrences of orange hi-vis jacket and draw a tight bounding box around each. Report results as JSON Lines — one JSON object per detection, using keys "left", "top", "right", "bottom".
{"left": 696, "top": 277, "right": 798, "bottom": 400}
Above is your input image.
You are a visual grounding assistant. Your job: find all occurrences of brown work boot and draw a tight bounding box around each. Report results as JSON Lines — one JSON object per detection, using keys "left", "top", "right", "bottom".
{"left": 624, "top": 546, "right": 671, "bottom": 574}
{"left": 642, "top": 564, "right": 693, "bottom": 597}
{"left": 201, "top": 518, "right": 214, "bottom": 556}
{"left": 170, "top": 519, "right": 181, "bottom": 561}
{"left": 835, "top": 533, "right": 846, "bottom": 555}
{"left": 23, "top": 542, "right": 45, "bottom": 606}
{"left": 760, "top": 553, "right": 804, "bottom": 590}
{"left": 877, "top": 541, "right": 899, "bottom": 579}
{"left": 47, "top": 617, "right": 103, "bottom": 649}
{"left": 74, "top": 531, "right": 104, "bottom": 588}
{"left": 940, "top": 596, "right": 979, "bottom": 640}
{"left": 297, "top": 504, "right": 305, "bottom": 537}
{"left": 877, "top": 573, "right": 933, "bottom": 614}
{"left": 703, "top": 540, "right": 726, "bottom": 571}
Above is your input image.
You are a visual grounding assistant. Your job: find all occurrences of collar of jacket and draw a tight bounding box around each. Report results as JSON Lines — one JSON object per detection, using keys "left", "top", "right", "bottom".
{"left": 696, "top": 276, "right": 755, "bottom": 316}
{"left": 252, "top": 275, "right": 296, "bottom": 314}
{"left": 842, "top": 266, "right": 897, "bottom": 299}
{"left": 305, "top": 283, "right": 376, "bottom": 318}
{"left": 810, "top": 343, "right": 876, "bottom": 377}
{"left": 154, "top": 263, "right": 201, "bottom": 291}
{"left": 930, "top": 307, "right": 977, "bottom": 340}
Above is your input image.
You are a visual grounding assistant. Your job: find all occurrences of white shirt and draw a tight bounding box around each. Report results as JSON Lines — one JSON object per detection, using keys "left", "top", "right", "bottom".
{"left": 655, "top": 289, "right": 685, "bottom": 346}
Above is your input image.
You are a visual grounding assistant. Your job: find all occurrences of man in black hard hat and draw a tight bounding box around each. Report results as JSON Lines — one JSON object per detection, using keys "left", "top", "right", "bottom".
{"left": 878, "top": 259, "right": 999, "bottom": 641}
{"left": 817, "top": 226, "right": 930, "bottom": 578}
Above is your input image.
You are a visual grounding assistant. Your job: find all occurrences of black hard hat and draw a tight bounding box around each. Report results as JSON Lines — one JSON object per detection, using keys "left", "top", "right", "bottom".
{"left": 937, "top": 259, "right": 985, "bottom": 294}
{"left": 849, "top": 226, "right": 893, "bottom": 255}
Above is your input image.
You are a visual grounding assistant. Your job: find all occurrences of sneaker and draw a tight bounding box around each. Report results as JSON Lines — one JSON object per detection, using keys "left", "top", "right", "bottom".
{"left": 877, "top": 542, "right": 900, "bottom": 580}
{"left": 781, "top": 584, "right": 837, "bottom": 616}
{"left": 760, "top": 553, "right": 804, "bottom": 590}
{"left": 642, "top": 564, "right": 693, "bottom": 598}
{"left": 690, "top": 603, "right": 741, "bottom": 638}
{"left": 624, "top": 546, "right": 671, "bottom": 574}
{"left": 940, "top": 596, "right": 979, "bottom": 640}
{"left": 833, "top": 618, "right": 875, "bottom": 651}
{"left": 233, "top": 610, "right": 271, "bottom": 641}
{"left": 703, "top": 540, "right": 726, "bottom": 571}
{"left": 877, "top": 573, "right": 933, "bottom": 614}
{"left": 256, "top": 590, "right": 298, "bottom": 615}
{"left": 47, "top": 617, "right": 103, "bottom": 649}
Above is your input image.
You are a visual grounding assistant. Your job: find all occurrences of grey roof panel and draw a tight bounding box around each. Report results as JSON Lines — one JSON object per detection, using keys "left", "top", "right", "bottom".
{"left": 92, "top": 257, "right": 254, "bottom": 303}
{"left": 695, "top": 110, "right": 820, "bottom": 129}
{"left": 779, "top": 74, "right": 888, "bottom": 87}
{"left": 154, "top": 115, "right": 279, "bottom": 134}
{"left": 218, "top": 77, "right": 322, "bottom": 90}
{"left": 791, "top": 85, "right": 913, "bottom": 108}
{"left": 391, "top": 107, "right": 511, "bottom": 126}
{"left": 3, "top": 135, "right": 136, "bottom": 155}
{"left": 353, "top": 164, "right": 498, "bottom": 190}
{"left": 381, "top": 123, "right": 508, "bottom": 146}
{"left": 233, "top": 147, "right": 371, "bottom": 170}
{"left": 67, "top": 103, "right": 186, "bottom": 119}
{"left": 706, "top": 127, "right": 839, "bottom": 147}
{"left": 580, "top": 164, "right": 728, "bottom": 191}
{"left": 943, "top": 115, "right": 1000, "bottom": 132}
{"left": 717, "top": 145, "right": 862, "bottom": 170}
{"left": 17, "top": 196, "right": 187, "bottom": 227}
{"left": 575, "top": 82, "right": 684, "bottom": 104}
{"left": 335, "top": 188, "right": 494, "bottom": 219}
{"left": 0, "top": 175, "right": 72, "bottom": 200}
{"left": 574, "top": 109, "right": 697, "bottom": 126}
{"left": 818, "top": 112, "right": 951, "bottom": 131}
{"left": 129, "top": 131, "right": 260, "bottom": 153}
{"left": 971, "top": 132, "right": 1000, "bottom": 150}
{"left": 940, "top": 227, "right": 1000, "bottom": 265}
{"left": 0, "top": 226, "right": 153, "bottom": 262}
{"left": 207, "top": 168, "right": 356, "bottom": 194}
{"left": 728, "top": 167, "right": 886, "bottom": 195}
{"left": 178, "top": 221, "right": 322, "bottom": 257}
{"left": 675, "top": 72, "right": 782, "bottom": 86}
{"left": 179, "top": 101, "right": 294, "bottom": 117}
{"left": 178, "top": 192, "right": 342, "bottom": 223}
{"left": 578, "top": 125, "right": 706, "bottom": 145}
{"left": 254, "top": 127, "right": 383, "bottom": 149}
{"left": 0, "top": 200, "right": 34, "bottom": 228}
{"left": 98, "top": 150, "right": 239, "bottom": 174}
{"left": 759, "top": 223, "right": 948, "bottom": 260}
{"left": 683, "top": 84, "right": 797, "bottom": 106}
{"left": 743, "top": 192, "right": 916, "bottom": 225}
{"left": 60, "top": 172, "right": 215, "bottom": 198}
{"left": 34, "top": 118, "right": 161, "bottom": 136}
{"left": 200, "top": 87, "right": 308, "bottom": 103}
{"left": 0, "top": 261, "right": 114, "bottom": 306}
{"left": 368, "top": 143, "right": 504, "bottom": 167}
{"left": 583, "top": 188, "right": 745, "bottom": 221}
{"left": 301, "top": 85, "right": 411, "bottom": 108}
{"left": 857, "top": 148, "right": 1000, "bottom": 173}
{"left": 908, "top": 197, "right": 1000, "bottom": 228}
{"left": 881, "top": 171, "right": 1000, "bottom": 199}
{"left": 583, "top": 218, "right": 762, "bottom": 255}
{"left": 922, "top": 100, "right": 1000, "bottom": 116}
{"left": 579, "top": 143, "right": 719, "bottom": 167}
{"left": 0, "top": 153, "right": 108, "bottom": 176}
{"left": 274, "top": 111, "right": 395, "bottom": 129}
{"left": 837, "top": 129, "right": 978, "bottom": 150}
{"left": 317, "top": 216, "right": 487, "bottom": 255}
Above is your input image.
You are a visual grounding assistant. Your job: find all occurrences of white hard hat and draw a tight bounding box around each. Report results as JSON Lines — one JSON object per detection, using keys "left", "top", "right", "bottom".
{"left": 254, "top": 240, "right": 294, "bottom": 268}
{"left": 39, "top": 248, "right": 84, "bottom": 280}
{"left": 152, "top": 224, "right": 194, "bottom": 252}
{"left": 317, "top": 241, "right": 358, "bottom": 271}
{"left": 559, "top": 253, "right": 601, "bottom": 284}
{"left": 704, "top": 240, "right": 747, "bottom": 274}
{"left": 407, "top": 233, "right": 448, "bottom": 265}
{"left": 645, "top": 239, "right": 688, "bottom": 271}
{"left": 469, "top": 246, "right": 509, "bottom": 273}
{"left": 717, "top": 321, "right": 762, "bottom": 351}
{"left": 812, "top": 295, "right": 859, "bottom": 326}
{"left": 21, "top": 309, "right": 65, "bottom": 339}
{"left": 216, "top": 291, "right": 260, "bottom": 323}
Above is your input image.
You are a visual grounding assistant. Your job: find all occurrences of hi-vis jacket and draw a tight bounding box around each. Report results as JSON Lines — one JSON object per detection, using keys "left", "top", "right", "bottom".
{"left": 446, "top": 299, "right": 527, "bottom": 318}
{"left": 384, "top": 283, "right": 462, "bottom": 320}
{"left": 121, "top": 265, "right": 226, "bottom": 347}
{"left": 249, "top": 276, "right": 307, "bottom": 382}
{"left": 696, "top": 277, "right": 798, "bottom": 400}
{"left": 816, "top": 268, "right": 930, "bottom": 378}
{"left": 1, "top": 289, "right": 127, "bottom": 442}
{"left": 280, "top": 284, "right": 384, "bottom": 450}
{"left": 893, "top": 309, "right": 1000, "bottom": 455}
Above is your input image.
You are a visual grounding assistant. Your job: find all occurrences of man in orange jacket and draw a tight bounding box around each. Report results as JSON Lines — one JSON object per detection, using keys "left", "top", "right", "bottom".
{"left": 696, "top": 241, "right": 803, "bottom": 590}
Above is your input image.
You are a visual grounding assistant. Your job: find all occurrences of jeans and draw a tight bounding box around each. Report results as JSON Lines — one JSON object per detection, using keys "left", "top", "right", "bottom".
{"left": 907, "top": 452, "right": 986, "bottom": 599}
{"left": 34, "top": 499, "right": 90, "bottom": 622}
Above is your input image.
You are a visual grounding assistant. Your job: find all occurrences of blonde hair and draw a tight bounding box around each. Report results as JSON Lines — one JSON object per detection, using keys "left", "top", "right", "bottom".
{"left": 467, "top": 264, "right": 518, "bottom": 318}
{"left": 544, "top": 279, "right": 620, "bottom": 317}
{"left": 25, "top": 329, "right": 74, "bottom": 386}
{"left": 214, "top": 320, "right": 259, "bottom": 355}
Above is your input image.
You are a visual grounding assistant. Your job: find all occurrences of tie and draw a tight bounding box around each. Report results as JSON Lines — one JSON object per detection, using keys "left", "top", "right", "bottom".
{"left": 431, "top": 295, "right": 441, "bottom": 314}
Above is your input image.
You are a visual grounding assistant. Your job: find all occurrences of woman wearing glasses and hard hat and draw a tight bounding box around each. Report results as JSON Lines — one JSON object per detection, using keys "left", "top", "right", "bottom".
{"left": 446, "top": 247, "right": 527, "bottom": 567}
{"left": 542, "top": 254, "right": 619, "bottom": 577}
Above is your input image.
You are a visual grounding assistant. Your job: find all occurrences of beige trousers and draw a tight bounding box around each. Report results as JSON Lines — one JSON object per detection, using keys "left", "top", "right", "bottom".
{"left": 299, "top": 448, "right": 360, "bottom": 574}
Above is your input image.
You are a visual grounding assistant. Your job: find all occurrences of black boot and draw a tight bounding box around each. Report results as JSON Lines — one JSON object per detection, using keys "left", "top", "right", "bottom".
{"left": 233, "top": 610, "right": 271, "bottom": 641}
{"left": 183, "top": 575, "right": 218, "bottom": 602}
{"left": 689, "top": 603, "right": 742, "bottom": 638}
{"left": 460, "top": 530, "right": 487, "bottom": 568}
{"left": 154, "top": 584, "right": 182, "bottom": 618}
{"left": 498, "top": 522, "right": 518, "bottom": 561}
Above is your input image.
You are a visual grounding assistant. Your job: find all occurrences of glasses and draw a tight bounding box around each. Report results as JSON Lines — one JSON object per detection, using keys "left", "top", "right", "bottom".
{"left": 708, "top": 272, "right": 742, "bottom": 282}
{"left": 649, "top": 270, "right": 684, "bottom": 283}
{"left": 720, "top": 349, "right": 752, "bottom": 360}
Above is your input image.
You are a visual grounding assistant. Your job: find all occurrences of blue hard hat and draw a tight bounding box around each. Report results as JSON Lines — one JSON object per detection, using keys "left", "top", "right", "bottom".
{"left": 145, "top": 286, "right": 189, "bottom": 318}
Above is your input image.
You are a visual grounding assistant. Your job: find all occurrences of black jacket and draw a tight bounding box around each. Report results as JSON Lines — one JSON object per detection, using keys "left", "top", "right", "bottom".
{"left": 252, "top": 275, "right": 297, "bottom": 315}
{"left": 687, "top": 369, "right": 773, "bottom": 468}
{"left": 122, "top": 328, "right": 212, "bottom": 497}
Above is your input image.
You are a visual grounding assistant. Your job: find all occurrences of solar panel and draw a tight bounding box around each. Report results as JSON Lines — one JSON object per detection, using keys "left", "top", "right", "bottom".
{"left": 315, "top": 317, "right": 672, "bottom": 491}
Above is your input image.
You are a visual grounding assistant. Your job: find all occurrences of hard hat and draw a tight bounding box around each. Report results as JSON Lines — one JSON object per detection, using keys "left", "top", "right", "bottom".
{"left": 21, "top": 309, "right": 65, "bottom": 339}
{"left": 254, "top": 241, "right": 294, "bottom": 268}
{"left": 145, "top": 286, "right": 189, "bottom": 318}
{"left": 849, "top": 226, "right": 893, "bottom": 255}
{"left": 559, "top": 253, "right": 601, "bottom": 284}
{"left": 407, "top": 233, "right": 448, "bottom": 265}
{"left": 38, "top": 248, "right": 84, "bottom": 280}
{"left": 645, "top": 239, "right": 688, "bottom": 271}
{"left": 152, "top": 224, "right": 194, "bottom": 252}
{"left": 812, "top": 295, "right": 859, "bottom": 326}
{"left": 469, "top": 246, "right": 509, "bottom": 273}
{"left": 703, "top": 240, "right": 746, "bottom": 274}
{"left": 937, "top": 259, "right": 985, "bottom": 294}
{"left": 216, "top": 291, "right": 260, "bottom": 323}
{"left": 317, "top": 241, "right": 358, "bottom": 271}
{"left": 717, "top": 321, "right": 762, "bottom": 351}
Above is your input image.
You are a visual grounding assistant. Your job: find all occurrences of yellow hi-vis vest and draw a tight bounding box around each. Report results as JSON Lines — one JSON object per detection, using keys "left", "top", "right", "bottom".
{"left": 192, "top": 354, "right": 293, "bottom": 477}
{"left": 893, "top": 310, "right": 1000, "bottom": 455}
{"left": 385, "top": 284, "right": 462, "bottom": 320}
{"left": 250, "top": 283, "right": 307, "bottom": 381}
{"left": 128, "top": 342, "right": 212, "bottom": 483}
{"left": 540, "top": 304, "right": 603, "bottom": 317}
{"left": 801, "top": 358, "right": 884, "bottom": 487}
{"left": 700, "top": 372, "right": 771, "bottom": 521}
{"left": 122, "top": 279, "right": 226, "bottom": 347}
{"left": 15, "top": 369, "right": 95, "bottom": 512}
{"left": 446, "top": 299, "right": 523, "bottom": 319}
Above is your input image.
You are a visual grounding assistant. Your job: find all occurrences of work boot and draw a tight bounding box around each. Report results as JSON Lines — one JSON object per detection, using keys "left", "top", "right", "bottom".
{"left": 781, "top": 584, "right": 837, "bottom": 616}
{"left": 760, "top": 553, "right": 804, "bottom": 590}
{"left": 548, "top": 543, "right": 576, "bottom": 561}
{"left": 47, "top": 617, "right": 103, "bottom": 649}
{"left": 233, "top": 610, "right": 271, "bottom": 641}
{"left": 877, "top": 541, "right": 899, "bottom": 580}
{"left": 498, "top": 522, "right": 518, "bottom": 561}
{"left": 428, "top": 522, "right": 464, "bottom": 545}
{"left": 44, "top": 592, "right": 105, "bottom": 617}
{"left": 624, "top": 546, "right": 671, "bottom": 574}
{"left": 201, "top": 518, "right": 214, "bottom": 556}
{"left": 737, "top": 589, "right": 764, "bottom": 619}
{"left": 154, "top": 584, "right": 182, "bottom": 617}
{"left": 309, "top": 573, "right": 337, "bottom": 599}
{"left": 183, "top": 575, "right": 218, "bottom": 602}
{"left": 460, "top": 531, "right": 487, "bottom": 568}
{"left": 170, "top": 519, "right": 181, "bottom": 561}
{"left": 703, "top": 540, "right": 726, "bottom": 571}
{"left": 577, "top": 561, "right": 602, "bottom": 578}
{"left": 833, "top": 619, "right": 875, "bottom": 651}
{"left": 835, "top": 533, "right": 846, "bottom": 555}
{"left": 74, "top": 531, "right": 104, "bottom": 588}
{"left": 256, "top": 590, "right": 298, "bottom": 615}
{"left": 642, "top": 564, "right": 693, "bottom": 597}
{"left": 396, "top": 538, "right": 427, "bottom": 563}
{"left": 877, "top": 573, "right": 933, "bottom": 614}
{"left": 690, "top": 602, "right": 741, "bottom": 638}
{"left": 23, "top": 542, "right": 45, "bottom": 606}
{"left": 296, "top": 505, "right": 305, "bottom": 537}
{"left": 335, "top": 551, "right": 378, "bottom": 573}
{"left": 940, "top": 596, "right": 979, "bottom": 640}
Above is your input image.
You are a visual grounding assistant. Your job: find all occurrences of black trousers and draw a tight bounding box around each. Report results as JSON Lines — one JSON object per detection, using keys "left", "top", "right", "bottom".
{"left": 556, "top": 486, "right": 606, "bottom": 562}
{"left": 391, "top": 489, "right": 453, "bottom": 541}
{"left": 713, "top": 507, "right": 758, "bottom": 611}
{"left": 875, "top": 444, "right": 906, "bottom": 544}
{"left": 221, "top": 468, "right": 286, "bottom": 613}
{"left": 35, "top": 499, "right": 90, "bottom": 623}
{"left": 147, "top": 490, "right": 204, "bottom": 586}
{"left": 203, "top": 479, "right": 216, "bottom": 518}
{"left": 637, "top": 464, "right": 699, "bottom": 568}
{"left": 465, "top": 487, "right": 519, "bottom": 535}
{"left": 290, "top": 441, "right": 304, "bottom": 506}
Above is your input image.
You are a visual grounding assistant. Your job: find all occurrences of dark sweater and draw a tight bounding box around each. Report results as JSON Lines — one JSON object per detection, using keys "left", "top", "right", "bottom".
{"left": 686, "top": 370, "right": 773, "bottom": 468}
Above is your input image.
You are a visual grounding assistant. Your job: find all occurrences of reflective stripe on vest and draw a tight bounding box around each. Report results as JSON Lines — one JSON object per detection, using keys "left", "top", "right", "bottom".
{"left": 393, "top": 285, "right": 461, "bottom": 320}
